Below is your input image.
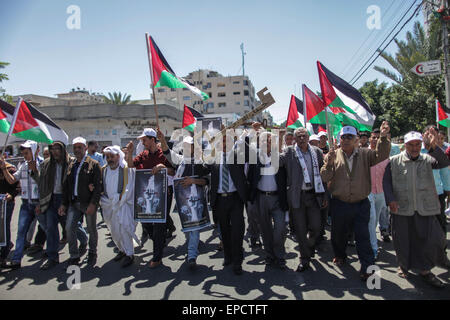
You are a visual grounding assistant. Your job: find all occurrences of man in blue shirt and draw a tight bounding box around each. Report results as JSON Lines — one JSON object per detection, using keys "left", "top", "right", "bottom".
{"left": 87, "top": 140, "right": 106, "bottom": 167}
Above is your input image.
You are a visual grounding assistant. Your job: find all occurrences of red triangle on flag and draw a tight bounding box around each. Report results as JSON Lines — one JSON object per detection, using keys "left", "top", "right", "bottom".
{"left": 13, "top": 100, "right": 39, "bottom": 134}
{"left": 303, "top": 84, "right": 325, "bottom": 121}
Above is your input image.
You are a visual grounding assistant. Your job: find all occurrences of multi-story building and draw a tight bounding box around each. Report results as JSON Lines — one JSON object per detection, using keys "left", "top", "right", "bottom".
{"left": 14, "top": 90, "right": 105, "bottom": 107}
{"left": 152, "top": 69, "right": 263, "bottom": 121}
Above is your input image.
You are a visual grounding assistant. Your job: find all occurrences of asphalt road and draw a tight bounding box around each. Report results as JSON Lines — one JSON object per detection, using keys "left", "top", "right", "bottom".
{"left": 1, "top": 198, "right": 450, "bottom": 300}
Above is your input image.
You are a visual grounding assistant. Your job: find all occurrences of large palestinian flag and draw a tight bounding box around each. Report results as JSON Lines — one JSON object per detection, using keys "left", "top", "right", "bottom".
{"left": 286, "top": 95, "right": 304, "bottom": 129}
{"left": 437, "top": 99, "right": 450, "bottom": 128}
{"left": 317, "top": 61, "right": 375, "bottom": 131}
{"left": 0, "top": 98, "right": 68, "bottom": 144}
{"left": 182, "top": 105, "right": 204, "bottom": 132}
{"left": 146, "top": 35, "right": 209, "bottom": 101}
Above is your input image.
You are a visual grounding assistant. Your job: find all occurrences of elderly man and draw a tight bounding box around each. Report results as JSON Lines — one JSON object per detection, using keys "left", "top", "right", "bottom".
{"left": 280, "top": 127, "right": 327, "bottom": 272}
{"left": 126, "top": 128, "right": 175, "bottom": 268}
{"left": 0, "top": 140, "right": 42, "bottom": 269}
{"left": 321, "top": 122, "right": 390, "bottom": 281}
{"left": 248, "top": 131, "right": 288, "bottom": 269}
{"left": 100, "top": 146, "right": 137, "bottom": 268}
{"left": 383, "top": 129, "right": 450, "bottom": 288}
{"left": 158, "top": 129, "right": 209, "bottom": 269}
{"left": 60, "top": 137, "right": 102, "bottom": 267}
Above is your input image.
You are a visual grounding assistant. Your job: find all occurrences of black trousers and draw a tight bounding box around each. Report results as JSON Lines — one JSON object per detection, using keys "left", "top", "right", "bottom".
{"left": 215, "top": 192, "right": 245, "bottom": 267}
{"left": 330, "top": 197, "right": 374, "bottom": 273}
{"left": 142, "top": 187, "right": 174, "bottom": 262}
{"left": 438, "top": 193, "right": 447, "bottom": 234}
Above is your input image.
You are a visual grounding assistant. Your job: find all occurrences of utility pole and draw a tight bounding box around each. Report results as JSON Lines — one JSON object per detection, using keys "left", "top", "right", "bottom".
{"left": 240, "top": 43, "right": 246, "bottom": 77}
{"left": 440, "top": 0, "right": 450, "bottom": 139}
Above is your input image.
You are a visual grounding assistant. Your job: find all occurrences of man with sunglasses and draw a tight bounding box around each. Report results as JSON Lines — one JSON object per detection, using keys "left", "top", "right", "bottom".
{"left": 321, "top": 122, "right": 391, "bottom": 281}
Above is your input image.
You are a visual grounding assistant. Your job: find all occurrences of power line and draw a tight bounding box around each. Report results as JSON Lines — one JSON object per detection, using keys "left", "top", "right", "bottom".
{"left": 343, "top": 0, "right": 409, "bottom": 80}
{"left": 340, "top": 0, "right": 397, "bottom": 78}
{"left": 348, "top": 0, "right": 419, "bottom": 85}
{"left": 350, "top": 1, "right": 423, "bottom": 86}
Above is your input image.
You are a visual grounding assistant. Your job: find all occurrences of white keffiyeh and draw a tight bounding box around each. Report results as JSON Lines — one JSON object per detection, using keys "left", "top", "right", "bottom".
{"left": 295, "top": 145, "right": 325, "bottom": 193}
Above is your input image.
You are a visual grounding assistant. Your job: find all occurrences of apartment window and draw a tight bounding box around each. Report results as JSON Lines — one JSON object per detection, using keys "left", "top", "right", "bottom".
{"left": 218, "top": 102, "right": 226, "bottom": 108}
{"left": 183, "top": 96, "right": 191, "bottom": 101}
{"left": 207, "top": 102, "right": 214, "bottom": 109}
{"left": 217, "top": 83, "right": 225, "bottom": 88}
{"left": 95, "top": 130, "right": 100, "bottom": 136}
{"left": 112, "top": 129, "right": 117, "bottom": 135}
{"left": 207, "top": 82, "right": 211, "bottom": 88}
{"left": 202, "top": 85, "right": 208, "bottom": 90}
{"left": 233, "top": 81, "right": 240, "bottom": 84}
{"left": 244, "top": 90, "right": 249, "bottom": 96}
{"left": 233, "top": 91, "right": 241, "bottom": 95}
{"left": 243, "top": 80, "right": 249, "bottom": 86}
{"left": 236, "top": 101, "right": 240, "bottom": 105}
{"left": 218, "top": 92, "right": 226, "bottom": 97}
{"left": 244, "top": 100, "right": 250, "bottom": 106}
{"left": 208, "top": 92, "right": 212, "bottom": 98}
{"left": 170, "top": 88, "right": 176, "bottom": 92}
{"left": 157, "top": 88, "right": 166, "bottom": 93}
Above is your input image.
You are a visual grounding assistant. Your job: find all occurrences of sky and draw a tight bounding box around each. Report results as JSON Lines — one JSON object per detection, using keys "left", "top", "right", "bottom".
{"left": 0, "top": 0, "right": 425, "bottom": 124}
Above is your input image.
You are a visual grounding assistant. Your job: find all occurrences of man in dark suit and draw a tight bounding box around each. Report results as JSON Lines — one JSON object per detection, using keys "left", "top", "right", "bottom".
{"left": 248, "top": 131, "right": 288, "bottom": 269}
{"left": 204, "top": 129, "right": 252, "bottom": 275}
{"left": 280, "top": 127, "right": 328, "bottom": 272}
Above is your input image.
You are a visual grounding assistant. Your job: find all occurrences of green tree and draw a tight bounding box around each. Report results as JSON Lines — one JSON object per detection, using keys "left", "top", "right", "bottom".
{"left": 103, "top": 91, "right": 135, "bottom": 105}
{"left": 0, "top": 61, "right": 13, "bottom": 104}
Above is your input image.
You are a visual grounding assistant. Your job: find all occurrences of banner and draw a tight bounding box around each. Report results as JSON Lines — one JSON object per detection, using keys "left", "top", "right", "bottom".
{"left": 0, "top": 194, "right": 7, "bottom": 247}
{"left": 174, "top": 176, "right": 210, "bottom": 232}
{"left": 134, "top": 169, "right": 167, "bottom": 223}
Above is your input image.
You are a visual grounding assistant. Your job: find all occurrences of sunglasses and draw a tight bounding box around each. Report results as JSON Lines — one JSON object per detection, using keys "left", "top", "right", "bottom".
{"left": 341, "top": 134, "right": 355, "bottom": 140}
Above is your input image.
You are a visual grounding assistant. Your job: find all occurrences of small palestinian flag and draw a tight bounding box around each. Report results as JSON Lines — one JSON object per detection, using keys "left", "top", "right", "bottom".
{"left": 317, "top": 61, "right": 375, "bottom": 131}
{"left": 303, "top": 84, "right": 341, "bottom": 137}
{"left": 0, "top": 98, "right": 68, "bottom": 144}
{"left": 286, "top": 95, "right": 304, "bottom": 129}
{"left": 182, "top": 105, "right": 204, "bottom": 132}
{"left": 437, "top": 99, "right": 450, "bottom": 128}
{"left": 146, "top": 35, "right": 209, "bottom": 101}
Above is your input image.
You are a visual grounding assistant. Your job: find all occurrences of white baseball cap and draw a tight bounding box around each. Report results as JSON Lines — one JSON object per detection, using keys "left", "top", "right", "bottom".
{"left": 318, "top": 131, "right": 328, "bottom": 138}
{"left": 339, "top": 126, "right": 357, "bottom": 137}
{"left": 72, "top": 137, "right": 87, "bottom": 146}
{"left": 137, "top": 128, "right": 157, "bottom": 139}
{"left": 182, "top": 136, "right": 194, "bottom": 145}
{"left": 20, "top": 140, "right": 37, "bottom": 149}
{"left": 309, "top": 134, "right": 320, "bottom": 142}
{"left": 404, "top": 131, "right": 423, "bottom": 144}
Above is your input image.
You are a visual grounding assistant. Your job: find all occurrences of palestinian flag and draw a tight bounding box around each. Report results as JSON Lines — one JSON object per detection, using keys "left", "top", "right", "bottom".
{"left": 286, "top": 95, "right": 304, "bottom": 129}
{"left": 437, "top": 99, "right": 450, "bottom": 128}
{"left": 182, "top": 105, "right": 204, "bottom": 132}
{"left": 146, "top": 35, "right": 209, "bottom": 101}
{"left": 317, "top": 61, "right": 375, "bottom": 131}
{"left": 0, "top": 98, "right": 68, "bottom": 144}
{"left": 303, "top": 84, "right": 341, "bottom": 137}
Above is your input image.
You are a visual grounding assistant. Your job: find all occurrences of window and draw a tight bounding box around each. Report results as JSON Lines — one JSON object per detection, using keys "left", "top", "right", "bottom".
{"left": 207, "top": 83, "right": 211, "bottom": 88}
{"left": 244, "top": 90, "right": 249, "bottom": 96}
{"left": 182, "top": 88, "right": 188, "bottom": 91}
{"left": 233, "top": 91, "right": 240, "bottom": 95}
{"left": 244, "top": 100, "right": 250, "bottom": 106}
{"left": 218, "top": 92, "right": 226, "bottom": 97}
{"left": 243, "top": 80, "right": 249, "bottom": 86}
{"left": 218, "top": 102, "right": 226, "bottom": 108}
{"left": 236, "top": 101, "right": 240, "bottom": 105}
{"left": 206, "top": 102, "right": 214, "bottom": 109}
{"left": 202, "top": 85, "right": 208, "bottom": 90}
{"left": 217, "top": 83, "right": 225, "bottom": 87}
{"left": 157, "top": 88, "right": 166, "bottom": 93}
{"left": 112, "top": 129, "right": 117, "bottom": 135}
{"left": 208, "top": 92, "right": 212, "bottom": 98}
{"left": 170, "top": 88, "right": 176, "bottom": 92}
{"left": 233, "top": 81, "right": 240, "bottom": 84}
{"left": 183, "top": 96, "right": 191, "bottom": 101}
{"left": 95, "top": 130, "right": 100, "bottom": 136}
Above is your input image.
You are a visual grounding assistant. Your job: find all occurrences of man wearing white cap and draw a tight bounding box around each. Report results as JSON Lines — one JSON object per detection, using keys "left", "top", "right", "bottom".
{"left": 318, "top": 131, "right": 329, "bottom": 155}
{"left": 309, "top": 135, "right": 320, "bottom": 148}
{"left": 321, "top": 122, "right": 391, "bottom": 281}
{"left": 0, "top": 140, "right": 42, "bottom": 269}
{"left": 383, "top": 128, "right": 450, "bottom": 288}
{"left": 0, "top": 140, "right": 43, "bottom": 269}
{"left": 158, "top": 129, "right": 209, "bottom": 269}
{"left": 100, "top": 146, "right": 138, "bottom": 268}
{"left": 60, "top": 137, "right": 102, "bottom": 266}
{"left": 126, "top": 128, "right": 175, "bottom": 269}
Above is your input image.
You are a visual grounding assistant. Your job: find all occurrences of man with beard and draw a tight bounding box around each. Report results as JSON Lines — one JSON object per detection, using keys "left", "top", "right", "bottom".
{"left": 100, "top": 146, "right": 138, "bottom": 268}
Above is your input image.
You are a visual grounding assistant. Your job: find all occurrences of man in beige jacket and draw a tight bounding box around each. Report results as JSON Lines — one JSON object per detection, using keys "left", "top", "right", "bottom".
{"left": 321, "top": 121, "right": 390, "bottom": 281}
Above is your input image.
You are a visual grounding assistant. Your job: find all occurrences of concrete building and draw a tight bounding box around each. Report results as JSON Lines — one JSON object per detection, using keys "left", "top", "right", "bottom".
{"left": 152, "top": 69, "right": 263, "bottom": 121}
{"left": 14, "top": 90, "right": 106, "bottom": 107}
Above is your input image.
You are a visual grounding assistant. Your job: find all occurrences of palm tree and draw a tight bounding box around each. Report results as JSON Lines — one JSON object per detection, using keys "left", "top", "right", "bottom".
{"left": 373, "top": 20, "right": 442, "bottom": 86}
{"left": 0, "top": 61, "right": 10, "bottom": 83}
{"left": 103, "top": 91, "right": 135, "bottom": 105}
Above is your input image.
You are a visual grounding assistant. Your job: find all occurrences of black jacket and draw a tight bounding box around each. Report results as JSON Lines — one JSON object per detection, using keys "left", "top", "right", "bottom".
{"left": 62, "top": 155, "right": 102, "bottom": 212}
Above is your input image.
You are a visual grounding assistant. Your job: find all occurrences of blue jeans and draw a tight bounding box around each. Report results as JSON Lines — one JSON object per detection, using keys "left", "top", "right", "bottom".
{"left": 368, "top": 194, "right": 378, "bottom": 257}
{"left": 12, "top": 200, "right": 38, "bottom": 263}
{"left": 187, "top": 230, "right": 200, "bottom": 260}
{"left": 373, "top": 193, "right": 389, "bottom": 232}
{"left": 1, "top": 201, "right": 15, "bottom": 260}
{"left": 66, "top": 203, "right": 96, "bottom": 259}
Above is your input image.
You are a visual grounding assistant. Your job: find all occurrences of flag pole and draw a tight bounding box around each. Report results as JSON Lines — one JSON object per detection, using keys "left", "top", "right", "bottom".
{"left": 145, "top": 33, "right": 159, "bottom": 128}
{"left": 302, "top": 85, "right": 307, "bottom": 133}
{"left": 1, "top": 97, "right": 22, "bottom": 158}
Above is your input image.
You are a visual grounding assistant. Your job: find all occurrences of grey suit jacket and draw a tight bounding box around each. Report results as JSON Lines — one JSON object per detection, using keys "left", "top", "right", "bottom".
{"left": 279, "top": 145, "right": 326, "bottom": 209}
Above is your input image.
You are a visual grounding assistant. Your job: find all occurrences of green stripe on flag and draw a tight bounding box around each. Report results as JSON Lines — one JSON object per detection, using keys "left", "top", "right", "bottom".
{"left": 13, "top": 127, "right": 53, "bottom": 144}
{"left": 0, "top": 119, "right": 10, "bottom": 134}
{"left": 183, "top": 123, "right": 196, "bottom": 132}
{"left": 438, "top": 119, "right": 450, "bottom": 128}
{"left": 287, "top": 119, "right": 303, "bottom": 130}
